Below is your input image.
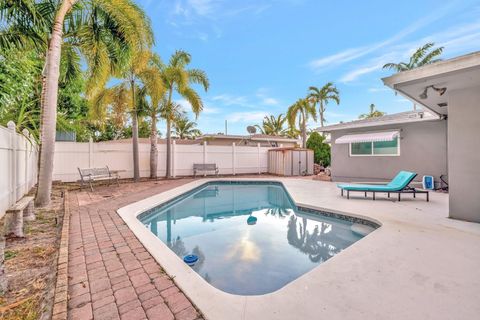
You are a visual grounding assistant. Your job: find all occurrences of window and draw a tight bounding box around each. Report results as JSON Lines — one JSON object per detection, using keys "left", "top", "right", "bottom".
{"left": 350, "top": 137, "right": 399, "bottom": 156}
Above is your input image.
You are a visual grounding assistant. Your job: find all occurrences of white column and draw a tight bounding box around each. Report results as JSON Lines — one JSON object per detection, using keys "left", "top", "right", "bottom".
{"left": 88, "top": 137, "right": 94, "bottom": 167}
{"left": 7, "top": 121, "right": 17, "bottom": 204}
{"left": 172, "top": 140, "right": 176, "bottom": 178}
{"left": 22, "top": 129, "right": 29, "bottom": 193}
{"left": 257, "top": 143, "right": 261, "bottom": 175}
{"left": 232, "top": 143, "right": 236, "bottom": 176}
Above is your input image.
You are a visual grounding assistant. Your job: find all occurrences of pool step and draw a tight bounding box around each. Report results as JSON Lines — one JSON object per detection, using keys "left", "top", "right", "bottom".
{"left": 351, "top": 223, "right": 376, "bottom": 236}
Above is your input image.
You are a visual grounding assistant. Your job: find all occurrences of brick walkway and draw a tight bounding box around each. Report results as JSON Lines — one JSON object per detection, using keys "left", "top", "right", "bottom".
{"left": 67, "top": 179, "right": 204, "bottom": 320}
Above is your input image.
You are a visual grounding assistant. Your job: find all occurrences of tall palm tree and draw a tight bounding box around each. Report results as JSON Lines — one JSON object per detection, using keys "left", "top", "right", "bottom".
{"left": 255, "top": 114, "right": 287, "bottom": 136}
{"left": 1, "top": 0, "right": 154, "bottom": 205}
{"left": 287, "top": 98, "right": 317, "bottom": 148}
{"left": 37, "top": 0, "right": 153, "bottom": 204}
{"left": 307, "top": 82, "right": 340, "bottom": 128}
{"left": 359, "top": 103, "right": 385, "bottom": 119}
{"left": 90, "top": 51, "right": 162, "bottom": 181}
{"left": 383, "top": 42, "right": 444, "bottom": 72}
{"left": 158, "top": 50, "right": 209, "bottom": 178}
{"left": 172, "top": 116, "right": 202, "bottom": 139}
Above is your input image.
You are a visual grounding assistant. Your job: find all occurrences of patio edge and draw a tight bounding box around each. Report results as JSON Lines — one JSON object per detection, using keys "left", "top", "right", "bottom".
{"left": 51, "top": 190, "right": 70, "bottom": 320}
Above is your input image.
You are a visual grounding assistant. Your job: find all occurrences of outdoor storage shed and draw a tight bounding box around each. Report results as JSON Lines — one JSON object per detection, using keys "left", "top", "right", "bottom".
{"left": 268, "top": 148, "right": 314, "bottom": 176}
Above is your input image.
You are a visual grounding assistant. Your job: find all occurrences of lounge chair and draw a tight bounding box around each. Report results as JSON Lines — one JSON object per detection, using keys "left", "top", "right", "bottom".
{"left": 337, "top": 171, "right": 429, "bottom": 201}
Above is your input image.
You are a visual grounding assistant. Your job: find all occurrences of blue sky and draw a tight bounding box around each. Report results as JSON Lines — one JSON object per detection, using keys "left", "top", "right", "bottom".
{"left": 137, "top": 0, "right": 480, "bottom": 135}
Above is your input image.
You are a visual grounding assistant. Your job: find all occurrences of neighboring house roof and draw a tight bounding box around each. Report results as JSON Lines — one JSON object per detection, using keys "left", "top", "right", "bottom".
{"left": 315, "top": 110, "right": 440, "bottom": 132}
{"left": 382, "top": 51, "right": 480, "bottom": 116}
{"left": 197, "top": 134, "right": 299, "bottom": 143}
{"left": 100, "top": 138, "right": 199, "bottom": 145}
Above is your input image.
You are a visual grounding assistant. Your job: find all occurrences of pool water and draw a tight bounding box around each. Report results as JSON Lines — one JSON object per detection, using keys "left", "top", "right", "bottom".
{"left": 139, "top": 182, "right": 366, "bottom": 295}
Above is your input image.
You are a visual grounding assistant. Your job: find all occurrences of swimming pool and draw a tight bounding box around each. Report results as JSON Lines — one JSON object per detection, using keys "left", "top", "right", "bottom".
{"left": 138, "top": 181, "right": 376, "bottom": 295}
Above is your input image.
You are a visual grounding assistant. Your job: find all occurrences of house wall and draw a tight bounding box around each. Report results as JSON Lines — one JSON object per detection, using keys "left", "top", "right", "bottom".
{"left": 329, "top": 120, "right": 448, "bottom": 185}
{"left": 447, "top": 85, "right": 480, "bottom": 223}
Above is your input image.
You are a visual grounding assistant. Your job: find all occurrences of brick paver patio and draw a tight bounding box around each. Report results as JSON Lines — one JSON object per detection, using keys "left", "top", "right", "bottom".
{"left": 67, "top": 179, "right": 204, "bottom": 320}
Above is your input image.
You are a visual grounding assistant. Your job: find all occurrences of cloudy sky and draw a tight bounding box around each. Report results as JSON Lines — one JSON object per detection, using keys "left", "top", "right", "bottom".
{"left": 137, "top": 0, "right": 480, "bottom": 135}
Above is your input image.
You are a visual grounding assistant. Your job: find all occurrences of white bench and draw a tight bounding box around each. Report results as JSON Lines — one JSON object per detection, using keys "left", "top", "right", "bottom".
{"left": 193, "top": 163, "right": 219, "bottom": 177}
{"left": 4, "top": 196, "right": 34, "bottom": 238}
{"left": 78, "top": 166, "right": 119, "bottom": 191}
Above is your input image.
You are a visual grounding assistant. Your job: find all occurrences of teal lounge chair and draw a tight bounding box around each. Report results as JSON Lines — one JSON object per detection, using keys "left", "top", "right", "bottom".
{"left": 337, "top": 171, "right": 429, "bottom": 201}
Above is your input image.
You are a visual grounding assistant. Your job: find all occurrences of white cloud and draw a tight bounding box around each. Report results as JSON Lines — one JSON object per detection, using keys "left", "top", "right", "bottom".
{"left": 309, "top": 2, "right": 465, "bottom": 74}
{"left": 227, "top": 111, "right": 267, "bottom": 123}
{"left": 212, "top": 94, "right": 250, "bottom": 107}
{"left": 262, "top": 97, "right": 279, "bottom": 105}
{"left": 340, "top": 61, "right": 387, "bottom": 83}
{"left": 256, "top": 88, "right": 280, "bottom": 106}
{"left": 178, "top": 98, "right": 221, "bottom": 114}
{"left": 338, "top": 19, "right": 480, "bottom": 83}
{"left": 309, "top": 47, "right": 368, "bottom": 70}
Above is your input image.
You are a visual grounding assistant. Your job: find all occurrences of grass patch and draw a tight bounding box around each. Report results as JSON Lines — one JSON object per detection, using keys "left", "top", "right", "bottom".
{"left": 0, "top": 296, "right": 40, "bottom": 320}
{"left": 4, "top": 250, "right": 18, "bottom": 261}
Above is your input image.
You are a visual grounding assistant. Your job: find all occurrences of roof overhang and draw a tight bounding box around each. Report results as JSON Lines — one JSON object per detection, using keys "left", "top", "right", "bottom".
{"left": 382, "top": 51, "right": 480, "bottom": 116}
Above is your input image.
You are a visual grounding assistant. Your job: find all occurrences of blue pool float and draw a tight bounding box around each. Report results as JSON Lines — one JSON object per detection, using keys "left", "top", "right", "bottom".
{"left": 183, "top": 254, "right": 199, "bottom": 266}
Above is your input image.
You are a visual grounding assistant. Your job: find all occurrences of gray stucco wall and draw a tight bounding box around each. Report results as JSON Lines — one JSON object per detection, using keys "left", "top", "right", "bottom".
{"left": 330, "top": 120, "right": 448, "bottom": 186}
{"left": 448, "top": 86, "right": 480, "bottom": 223}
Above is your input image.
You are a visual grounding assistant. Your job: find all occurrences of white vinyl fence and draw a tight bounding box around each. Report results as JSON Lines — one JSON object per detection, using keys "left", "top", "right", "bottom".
{"left": 0, "top": 122, "right": 38, "bottom": 218}
{"left": 53, "top": 139, "right": 272, "bottom": 182}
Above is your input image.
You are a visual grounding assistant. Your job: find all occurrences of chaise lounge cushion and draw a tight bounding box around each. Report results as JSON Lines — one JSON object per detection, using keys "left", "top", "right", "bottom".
{"left": 337, "top": 171, "right": 417, "bottom": 192}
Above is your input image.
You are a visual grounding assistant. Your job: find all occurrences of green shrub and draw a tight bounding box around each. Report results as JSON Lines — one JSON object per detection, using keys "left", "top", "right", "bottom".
{"left": 306, "top": 132, "right": 330, "bottom": 166}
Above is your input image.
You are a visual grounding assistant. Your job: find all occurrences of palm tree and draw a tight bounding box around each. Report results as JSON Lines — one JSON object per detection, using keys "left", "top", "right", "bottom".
{"left": 287, "top": 98, "right": 317, "bottom": 148}
{"left": 307, "top": 82, "right": 340, "bottom": 127}
{"left": 158, "top": 50, "right": 209, "bottom": 178}
{"left": 90, "top": 51, "right": 162, "bottom": 181}
{"left": 173, "top": 116, "right": 202, "bottom": 139}
{"left": 383, "top": 42, "right": 444, "bottom": 72}
{"left": 359, "top": 103, "right": 385, "bottom": 119}
{"left": 0, "top": 0, "right": 154, "bottom": 206}
{"left": 255, "top": 114, "right": 287, "bottom": 136}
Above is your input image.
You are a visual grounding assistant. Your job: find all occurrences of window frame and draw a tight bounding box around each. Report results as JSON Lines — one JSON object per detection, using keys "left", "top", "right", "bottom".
{"left": 349, "top": 134, "right": 400, "bottom": 157}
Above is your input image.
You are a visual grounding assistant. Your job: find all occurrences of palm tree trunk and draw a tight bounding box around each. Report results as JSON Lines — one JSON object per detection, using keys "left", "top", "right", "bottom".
{"left": 150, "top": 112, "right": 158, "bottom": 179}
{"left": 166, "top": 118, "right": 172, "bottom": 178}
{"left": 131, "top": 80, "right": 140, "bottom": 182}
{"left": 302, "top": 116, "right": 307, "bottom": 148}
{"left": 320, "top": 102, "right": 325, "bottom": 127}
{"left": 35, "top": 0, "right": 77, "bottom": 207}
{"left": 165, "top": 89, "right": 173, "bottom": 178}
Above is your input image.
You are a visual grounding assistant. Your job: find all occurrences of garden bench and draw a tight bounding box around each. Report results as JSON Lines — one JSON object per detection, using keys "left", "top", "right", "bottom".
{"left": 4, "top": 196, "right": 34, "bottom": 238}
{"left": 193, "top": 163, "right": 219, "bottom": 177}
{"left": 78, "top": 166, "right": 119, "bottom": 191}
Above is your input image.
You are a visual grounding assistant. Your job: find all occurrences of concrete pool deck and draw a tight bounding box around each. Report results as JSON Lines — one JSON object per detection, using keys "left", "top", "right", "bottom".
{"left": 118, "top": 177, "right": 480, "bottom": 320}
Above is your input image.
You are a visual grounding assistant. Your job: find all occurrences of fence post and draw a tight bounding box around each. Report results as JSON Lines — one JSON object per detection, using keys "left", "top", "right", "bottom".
{"left": 88, "top": 137, "right": 94, "bottom": 168}
{"left": 22, "top": 129, "right": 29, "bottom": 193}
{"left": 232, "top": 143, "right": 236, "bottom": 176}
{"left": 172, "top": 140, "right": 176, "bottom": 178}
{"left": 257, "top": 143, "right": 261, "bottom": 175}
{"left": 203, "top": 141, "right": 207, "bottom": 164}
{"left": 7, "top": 121, "right": 17, "bottom": 205}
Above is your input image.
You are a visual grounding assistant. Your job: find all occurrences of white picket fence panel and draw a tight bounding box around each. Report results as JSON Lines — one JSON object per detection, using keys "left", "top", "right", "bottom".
{"left": 0, "top": 122, "right": 38, "bottom": 218}
{"left": 53, "top": 140, "right": 272, "bottom": 182}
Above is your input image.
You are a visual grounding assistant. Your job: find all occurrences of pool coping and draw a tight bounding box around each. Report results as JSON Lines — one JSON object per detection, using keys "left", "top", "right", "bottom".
{"left": 117, "top": 178, "right": 383, "bottom": 319}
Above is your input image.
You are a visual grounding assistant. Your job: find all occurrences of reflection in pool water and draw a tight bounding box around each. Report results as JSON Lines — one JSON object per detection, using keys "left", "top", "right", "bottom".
{"left": 139, "top": 182, "right": 364, "bottom": 295}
